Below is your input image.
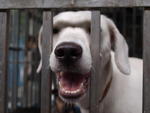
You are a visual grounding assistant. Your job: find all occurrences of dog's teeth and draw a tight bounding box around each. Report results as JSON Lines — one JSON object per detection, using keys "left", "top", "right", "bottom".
{"left": 59, "top": 82, "right": 61, "bottom": 87}
{"left": 70, "top": 89, "right": 80, "bottom": 94}
{"left": 81, "top": 83, "right": 84, "bottom": 86}
{"left": 74, "top": 91, "right": 77, "bottom": 93}
{"left": 62, "top": 88, "right": 65, "bottom": 92}
{"left": 61, "top": 87, "right": 82, "bottom": 94}
{"left": 72, "top": 91, "right": 76, "bottom": 94}
{"left": 66, "top": 90, "right": 69, "bottom": 94}
{"left": 80, "top": 83, "right": 84, "bottom": 88}
{"left": 77, "top": 89, "right": 80, "bottom": 93}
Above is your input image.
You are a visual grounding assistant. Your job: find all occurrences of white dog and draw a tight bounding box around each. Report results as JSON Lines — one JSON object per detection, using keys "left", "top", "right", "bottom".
{"left": 37, "top": 11, "right": 143, "bottom": 113}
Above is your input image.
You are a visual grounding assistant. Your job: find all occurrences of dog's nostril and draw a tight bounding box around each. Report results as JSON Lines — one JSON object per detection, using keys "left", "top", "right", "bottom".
{"left": 55, "top": 48, "right": 65, "bottom": 58}
{"left": 70, "top": 48, "right": 82, "bottom": 60}
{"left": 54, "top": 42, "right": 82, "bottom": 62}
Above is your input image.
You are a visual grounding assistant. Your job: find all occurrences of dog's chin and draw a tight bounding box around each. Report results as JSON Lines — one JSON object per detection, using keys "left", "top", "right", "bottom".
{"left": 56, "top": 71, "right": 91, "bottom": 103}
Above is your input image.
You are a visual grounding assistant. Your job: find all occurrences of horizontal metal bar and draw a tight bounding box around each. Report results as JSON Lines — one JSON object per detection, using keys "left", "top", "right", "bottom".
{"left": 0, "top": 0, "right": 149, "bottom": 9}
{"left": 9, "top": 46, "right": 25, "bottom": 51}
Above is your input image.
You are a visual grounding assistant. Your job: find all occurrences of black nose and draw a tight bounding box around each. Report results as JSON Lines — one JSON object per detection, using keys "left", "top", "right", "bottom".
{"left": 54, "top": 42, "right": 82, "bottom": 63}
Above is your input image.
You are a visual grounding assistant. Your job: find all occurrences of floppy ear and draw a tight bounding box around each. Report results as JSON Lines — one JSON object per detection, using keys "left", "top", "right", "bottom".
{"left": 36, "top": 26, "right": 43, "bottom": 73}
{"left": 107, "top": 18, "right": 131, "bottom": 75}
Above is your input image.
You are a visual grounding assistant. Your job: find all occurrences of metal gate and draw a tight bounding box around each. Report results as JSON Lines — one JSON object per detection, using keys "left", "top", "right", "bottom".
{"left": 0, "top": 1, "right": 149, "bottom": 113}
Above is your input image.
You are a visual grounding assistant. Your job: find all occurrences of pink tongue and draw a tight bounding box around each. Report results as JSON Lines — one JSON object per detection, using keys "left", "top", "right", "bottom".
{"left": 60, "top": 72, "right": 84, "bottom": 91}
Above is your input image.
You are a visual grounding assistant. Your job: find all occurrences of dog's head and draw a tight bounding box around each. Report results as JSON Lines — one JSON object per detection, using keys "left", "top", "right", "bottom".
{"left": 37, "top": 11, "right": 130, "bottom": 103}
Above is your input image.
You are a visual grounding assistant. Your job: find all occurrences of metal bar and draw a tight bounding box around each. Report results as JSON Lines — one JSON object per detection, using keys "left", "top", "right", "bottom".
{"left": 143, "top": 9, "right": 150, "bottom": 113}
{"left": 28, "top": 80, "right": 32, "bottom": 107}
{"left": 0, "top": 0, "right": 147, "bottom": 9}
{"left": 22, "top": 11, "right": 29, "bottom": 107}
{"left": 89, "top": 10, "right": 102, "bottom": 113}
{"left": 41, "top": 11, "right": 53, "bottom": 113}
{"left": 132, "top": 8, "right": 137, "bottom": 56}
{"left": 0, "top": 11, "right": 8, "bottom": 113}
{"left": 11, "top": 10, "right": 20, "bottom": 110}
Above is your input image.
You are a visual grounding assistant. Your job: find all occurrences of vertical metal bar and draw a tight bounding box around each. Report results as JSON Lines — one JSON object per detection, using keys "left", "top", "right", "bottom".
{"left": 143, "top": 9, "right": 150, "bottom": 113}
{"left": 41, "top": 11, "right": 53, "bottom": 113}
{"left": 0, "top": 11, "right": 8, "bottom": 113}
{"left": 28, "top": 80, "right": 32, "bottom": 107}
{"left": 11, "top": 10, "right": 20, "bottom": 110}
{"left": 140, "top": 8, "right": 144, "bottom": 58}
{"left": 22, "top": 11, "right": 29, "bottom": 108}
{"left": 132, "top": 8, "right": 137, "bottom": 56}
{"left": 90, "top": 10, "right": 101, "bottom": 113}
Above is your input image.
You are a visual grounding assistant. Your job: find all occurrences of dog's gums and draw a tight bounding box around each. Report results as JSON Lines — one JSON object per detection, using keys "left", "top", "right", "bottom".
{"left": 56, "top": 71, "right": 90, "bottom": 100}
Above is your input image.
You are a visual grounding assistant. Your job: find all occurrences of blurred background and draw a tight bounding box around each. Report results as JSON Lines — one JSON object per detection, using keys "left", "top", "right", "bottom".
{"left": 6, "top": 8, "right": 143, "bottom": 113}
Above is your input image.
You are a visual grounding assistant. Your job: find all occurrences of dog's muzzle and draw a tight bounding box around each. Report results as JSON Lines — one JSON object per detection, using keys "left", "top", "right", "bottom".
{"left": 54, "top": 42, "right": 91, "bottom": 101}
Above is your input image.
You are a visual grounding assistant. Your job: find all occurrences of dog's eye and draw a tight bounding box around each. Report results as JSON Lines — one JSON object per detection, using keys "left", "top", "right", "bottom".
{"left": 53, "top": 28, "right": 59, "bottom": 34}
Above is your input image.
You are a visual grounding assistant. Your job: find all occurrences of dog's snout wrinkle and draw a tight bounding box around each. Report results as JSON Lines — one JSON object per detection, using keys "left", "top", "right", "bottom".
{"left": 55, "top": 42, "right": 82, "bottom": 64}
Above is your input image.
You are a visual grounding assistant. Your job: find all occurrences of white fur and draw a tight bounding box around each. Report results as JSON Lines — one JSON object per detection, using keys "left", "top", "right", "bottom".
{"left": 100, "top": 53, "right": 142, "bottom": 113}
{"left": 37, "top": 11, "right": 142, "bottom": 113}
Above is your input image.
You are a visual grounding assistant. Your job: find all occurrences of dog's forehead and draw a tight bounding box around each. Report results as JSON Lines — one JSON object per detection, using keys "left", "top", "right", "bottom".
{"left": 53, "top": 11, "right": 109, "bottom": 34}
{"left": 53, "top": 11, "right": 91, "bottom": 28}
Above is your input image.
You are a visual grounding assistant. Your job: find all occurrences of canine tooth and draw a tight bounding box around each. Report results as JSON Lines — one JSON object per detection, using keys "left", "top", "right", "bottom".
{"left": 81, "top": 83, "right": 84, "bottom": 86}
{"left": 59, "top": 82, "right": 61, "bottom": 87}
{"left": 80, "top": 83, "right": 84, "bottom": 88}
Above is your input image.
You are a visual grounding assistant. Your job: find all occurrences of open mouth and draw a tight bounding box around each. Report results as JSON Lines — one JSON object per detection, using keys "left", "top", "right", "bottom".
{"left": 56, "top": 71, "right": 90, "bottom": 101}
